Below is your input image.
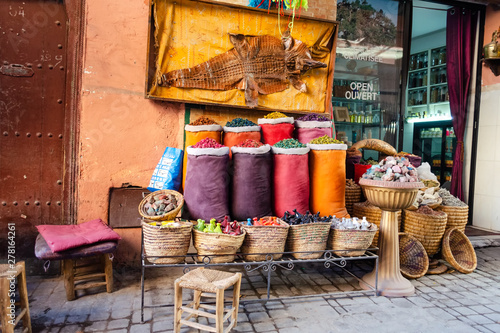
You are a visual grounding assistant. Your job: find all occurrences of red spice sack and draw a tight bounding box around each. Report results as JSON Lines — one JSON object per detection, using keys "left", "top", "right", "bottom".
{"left": 272, "top": 146, "right": 310, "bottom": 217}
{"left": 294, "top": 120, "right": 333, "bottom": 144}
{"left": 258, "top": 117, "right": 294, "bottom": 146}
{"left": 183, "top": 146, "right": 230, "bottom": 222}
{"left": 223, "top": 126, "right": 261, "bottom": 157}
{"left": 230, "top": 145, "right": 273, "bottom": 220}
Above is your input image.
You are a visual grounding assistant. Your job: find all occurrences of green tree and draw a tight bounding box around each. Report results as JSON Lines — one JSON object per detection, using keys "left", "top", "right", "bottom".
{"left": 337, "top": 0, "right": 397, "bottom": 46}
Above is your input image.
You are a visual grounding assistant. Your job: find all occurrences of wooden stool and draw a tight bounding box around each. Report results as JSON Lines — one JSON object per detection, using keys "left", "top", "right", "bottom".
{"left": 34, "top": 234, "right": 117, "bottom": 301}
{"left": 0, "top": 261, "right": 32, "bottom": 333}
{"left": 174, "top": 268, "right": 242, "bottom": 333}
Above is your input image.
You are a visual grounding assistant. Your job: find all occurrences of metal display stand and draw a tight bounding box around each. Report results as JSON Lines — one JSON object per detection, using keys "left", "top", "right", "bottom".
{"left": 140, "top": 232, "right": 379, "bottom": 323}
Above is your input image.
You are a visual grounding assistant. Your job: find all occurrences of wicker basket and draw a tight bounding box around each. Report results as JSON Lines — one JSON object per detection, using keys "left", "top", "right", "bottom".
{"left": 327, "top": 226, "right": 377, "bottom": 256}
{"left": 436, "top": 205, "right": 469, "bottom": 233}
{"left": 142, "top": 220, "right": 192, "bottom": 264}
{"left": 241, "top": 218, "right": 289, "bottom": 261}
{"left": 138, "top": 190, "right": 184, "bottom": 221}
{"left": 286, "top": 222, "right": 331, "bottom": 259}
{"left": 192, "top": 229, "right": 246, "bottom": 263}
{"left": 442, "top": 227, "right": 477, "bottom": 273}
{"left": 345, "top": 184, "right": 362, "bottom": 216}
{"left": 403, "top": 209, "right": 447, "bottom": 256}
{"left": 399, "top": 233, "right": 429, "bottom": 279}
{"left": 352, "top": 201, "right": 402, "bottom": 247}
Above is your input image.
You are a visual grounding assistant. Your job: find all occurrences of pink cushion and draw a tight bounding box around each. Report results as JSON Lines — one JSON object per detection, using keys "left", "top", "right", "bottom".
{"left": 36, "top": 219, "right": 121, "bottom": 253}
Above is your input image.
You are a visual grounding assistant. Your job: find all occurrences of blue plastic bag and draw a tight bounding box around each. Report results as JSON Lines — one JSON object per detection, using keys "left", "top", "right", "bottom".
{"left": 148, "top": 147, "right": 183, "bottom": 192}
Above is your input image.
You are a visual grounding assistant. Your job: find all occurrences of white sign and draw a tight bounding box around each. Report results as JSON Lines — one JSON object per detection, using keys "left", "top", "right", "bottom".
{"left": 345, "top": 81, "right": 378, "bottom": 101}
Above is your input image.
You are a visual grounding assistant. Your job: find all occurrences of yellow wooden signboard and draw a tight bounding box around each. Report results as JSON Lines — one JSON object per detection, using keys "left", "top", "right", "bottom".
{"left": 146, "top": 0, "right": 338, "bottom": 114}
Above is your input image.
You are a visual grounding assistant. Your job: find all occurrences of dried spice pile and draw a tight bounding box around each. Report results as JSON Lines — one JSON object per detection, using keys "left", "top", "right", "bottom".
{"left": 296, "top": 113, "right": 330, "bottom": 121}
{"left": 346, "top": 179, "right": 359, "bottom": 187}
{"left": 416, "top": 205, "right": 446, "bottom": 216}
{"left": 309, "top": 135, "right": 343, "bottom": 144}
{"left": 362, "top": 156, "right": 419, "bottom": 182}
{"left": 438, "top": 188, "right": 467, "bottom": 206}
{"left": 192, "top": 138, "right": 225, "bottom": 148}
{"left": 273, "top": 138, "right": 306, "bottom": 149}
{"left": 225, "top": 118, "right": 257, "bottom": 127}
{"left": 234, "top": 139, "right": 264, "bottom": 148}
{"left": 189, "top": 116, "right": 218, "bottom": 125}
{"left": 264, "top": 111, "right": 288, "bottom": 119}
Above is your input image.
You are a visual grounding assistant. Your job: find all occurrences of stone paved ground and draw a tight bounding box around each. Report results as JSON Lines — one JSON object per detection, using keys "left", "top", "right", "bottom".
{"left": 18, "top": 244, "right": 500, "bottom": 333}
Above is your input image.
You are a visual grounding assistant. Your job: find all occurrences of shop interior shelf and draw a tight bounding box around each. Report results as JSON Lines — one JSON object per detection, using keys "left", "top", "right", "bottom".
{"left": 140, "top": 233, "right": 379, "bottom": 322}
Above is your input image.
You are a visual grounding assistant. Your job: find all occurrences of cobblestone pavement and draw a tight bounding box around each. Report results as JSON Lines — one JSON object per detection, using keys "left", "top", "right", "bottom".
{"left": 21, "top": 243, "right": 500, "bottom": 333}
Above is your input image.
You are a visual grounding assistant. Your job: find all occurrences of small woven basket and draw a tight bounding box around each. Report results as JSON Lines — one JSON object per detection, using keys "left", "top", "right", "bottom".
{"left": 241, "top": 218, "right": 289, "bottom": 261}
{"left": 286, "top": 222, "right": 331, "bottom": 259}
{"left": 345, "top": 183, "right": 362, "bottom": 216}
{"left": 138, "top": 190, "right": 184, "bottom": 221}
{"left": 436, "top": 205, "right": 469, "bottom": 233}
{"left": 192, "top": 229, "right": 246, "bottom": 263}
{"left": 399, "top": 233, "right": 429, "bottom": 279}
{"left": 142, "top": 220, "right": 192, "bottom": 264}
{"left": 441, "top": 227, "right": 477, "bottom": 274}
{"left": 327, "top": 226, "right": 377, "bottom": 256}
{"left": 352, "top": 201, "right": 401, "bottom": 247}
{"left": 403, "top": 209, "right": 447, "bottom": 256}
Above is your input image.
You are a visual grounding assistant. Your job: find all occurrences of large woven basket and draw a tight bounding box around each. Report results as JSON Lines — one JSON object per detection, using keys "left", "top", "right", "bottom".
{"left": 142, "top": 220, "right": 192, "bottom": 264}
{"left": 286, "top": 222, "right": 331, "bottom": 259}
{"left": 327, "top": 226, "right": 377, "bottom": 257}
{"left": 399, "top": 233, "right": 429, "bottom": 279}
{"left": 241, "top": 218, "right": 289, "bottom": 261}
{"left": 403, "top": 209, "right": 447, "bottom": 256}
{"left": 138, "top": 190, "right": 184, "bottom": 221}
{"left": 345, "top": 184, "right": 362, "bottom": 216}
{"left": 192, "top": 229, "right": 246, "bottom": 263}
{"left": 436, "top": 205, "right": 469, "bottom": 233}
{"left": 442, "top": 228, "right": 477, "bottom": 273}
{"left": 352, "top": 201, "right": 402, "bottom": 247}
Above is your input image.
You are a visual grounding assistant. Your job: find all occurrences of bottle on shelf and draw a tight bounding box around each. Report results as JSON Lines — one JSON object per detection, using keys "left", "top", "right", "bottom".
{"left": 423, "top": 53, "right": 428, "bottom": 68}
{"left": 359, "top": 111, "right": 365, "bottom": 124}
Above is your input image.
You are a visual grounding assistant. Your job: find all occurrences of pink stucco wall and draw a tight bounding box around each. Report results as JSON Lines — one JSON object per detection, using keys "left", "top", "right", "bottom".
{"left": 78, "top": 0, "right": 337, "bottom": 264}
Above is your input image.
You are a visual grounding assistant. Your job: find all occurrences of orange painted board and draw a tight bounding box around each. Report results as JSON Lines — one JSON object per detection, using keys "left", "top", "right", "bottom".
{"left": 146, "top": 0, "right": 338, "bottom": 113}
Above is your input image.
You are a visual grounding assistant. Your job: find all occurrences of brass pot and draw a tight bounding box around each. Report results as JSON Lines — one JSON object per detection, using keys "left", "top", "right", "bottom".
{"left": 484, "top": 41, "right": 499, "bottom": 59}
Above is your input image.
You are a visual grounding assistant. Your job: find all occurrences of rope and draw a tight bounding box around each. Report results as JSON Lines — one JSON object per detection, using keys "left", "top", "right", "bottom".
{"left": 43, "top": 260, "right": 50, "bottom": 272}
{"left": 457, "top": 140, "right": 464, "bottom": 162}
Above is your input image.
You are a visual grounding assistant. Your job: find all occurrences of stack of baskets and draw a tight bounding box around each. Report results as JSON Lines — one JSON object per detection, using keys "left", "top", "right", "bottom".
{"left": 352, "top": 201, "right": 402, "bottom": 247}
{"left": 241, "top": 217, "right": 289, "bottom": 261}
{"left": 327, "top": 225, "right": 377, "bottom": 257}
{"left": 436, "top": 204, "right": 469, "bottom": 233}
{"left": 403, "top": 207, "right": 447, "bottom": 257}
{"left": 286, "top": 222, "right": 331, "bottom": 259}
{"left": 345, "top": 180, "right": 362, "bottom": 216}
{"left": 139, "top": 190, "right": 191, "bottom": 264}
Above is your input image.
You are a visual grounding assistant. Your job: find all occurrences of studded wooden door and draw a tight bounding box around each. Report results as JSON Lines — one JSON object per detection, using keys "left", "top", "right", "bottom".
{"left": 0, "top": 0, "right": 70, "bottom": 269}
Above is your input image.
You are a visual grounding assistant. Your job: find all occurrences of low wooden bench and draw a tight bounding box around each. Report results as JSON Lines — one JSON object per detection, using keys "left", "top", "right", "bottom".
{"left": 35, "top": 234, "right": 118, "bottom": 301}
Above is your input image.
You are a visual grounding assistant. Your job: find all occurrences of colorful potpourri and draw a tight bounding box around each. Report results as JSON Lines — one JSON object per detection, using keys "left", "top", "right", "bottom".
{"left": 225, "top": 118, "right": 257, "bottom": 127}
{"left": 264, "top": 111, "right": 288, "bottom": 119}
{"left": 194, "top": 216, "right": 242, "bottom": 235}
{"left": 296, "top": 113, "right": 330, "bottom": 121}
{"left": 234, "top": 139, "right": 264, "bottom": 148}
{"left": 192, "top": 138, "right": 225, "bottom": 149}
{"left": 362, "top": 156, "right": 419, "bottom": 182}
{"left": 189, "top": 116, "right": 218, "bottom": 125}
{"left": 273, "top": 138, "right": 306, "bottom": 149}
{"left": 308, "top": 135, "right": 343, "bottom": 144}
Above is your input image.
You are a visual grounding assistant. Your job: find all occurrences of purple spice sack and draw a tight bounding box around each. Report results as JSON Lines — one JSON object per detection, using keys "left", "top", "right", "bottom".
{"left": 231, "top": 150, "right": 273, "bottom": 220}
{"left": 183, "top": 153, "right": 230, "bottom": 221}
